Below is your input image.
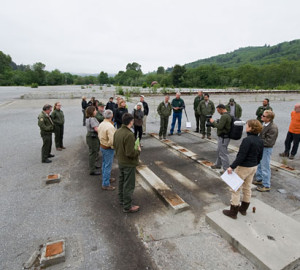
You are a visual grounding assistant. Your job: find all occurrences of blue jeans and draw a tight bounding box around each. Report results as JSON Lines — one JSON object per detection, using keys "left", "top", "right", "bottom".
{"left": 170, "top": 111, "right": 182, "bottom": 134}
{"left": 100, "top": 148, "right": 114, "bottom": 187}
{"left": 256, "top": 147, "right": 273, "bottom": 188}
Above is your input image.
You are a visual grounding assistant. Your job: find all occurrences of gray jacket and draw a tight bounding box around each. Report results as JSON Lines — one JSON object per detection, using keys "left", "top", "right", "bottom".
{"left": 259, "top": 121, "right": 278, "bottom": 148}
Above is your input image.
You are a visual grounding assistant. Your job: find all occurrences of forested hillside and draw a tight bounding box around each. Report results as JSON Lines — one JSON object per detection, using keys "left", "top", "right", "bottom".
{"left": 185, "top": 40, "right": 300, "bottom": 69}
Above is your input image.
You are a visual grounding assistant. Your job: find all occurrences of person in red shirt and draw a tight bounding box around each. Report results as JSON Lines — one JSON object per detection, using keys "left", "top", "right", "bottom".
{"left": 280, "top": 103, "right": 300, "bottom": 159}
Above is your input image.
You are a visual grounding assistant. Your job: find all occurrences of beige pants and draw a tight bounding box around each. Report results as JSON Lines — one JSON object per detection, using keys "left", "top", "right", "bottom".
{"left": 231, "top": 166, "right": 257, "bottom": 206}
{"left": 142, "top": 115, "right": 147, "bottom": 133}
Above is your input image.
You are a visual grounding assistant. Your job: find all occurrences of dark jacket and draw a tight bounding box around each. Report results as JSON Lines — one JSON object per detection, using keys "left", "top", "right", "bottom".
{"left": 82, "top": 100, "right": 88, "bottom": 110}
{"left": 197, "top": 100, "right": 215, "bottom": 116}
{"left": 142, "top": 101, "right": 149, "bottom": 116}
{"left": 260, "top": 121, "right": 278, "bottom": 148}
{"left": 113, "top": 125, "right": 140, "bottom": 167}
{"left": 171, "top": 98, "right": 185, "bottom": 113}
{"left": 157, "top": 101, "right": 172, "bottom": 117}
{"left": 194, "top": 95, "right": 204, "bottom": 112}
{"left": 132, "top": 109, "right": 144, "bottom": 127}
{"left": 115, "top": 107, "right": 128, "bottom": 128}
{"left": 230, "top": 133, "right": 264, "bottom": 169}
{"left": 95, "top": 111, "right": 104, "bottom": 124}
{"left": 256, "top": 105, "right": 272, "bottom": 122}
{"left": 106, "top": 101, "right": 115, "bottom": 111}
{"left": 38, "top": 111, "right": 54, "bottom": 135}
{"left": 51, "top": 109, "right": 64, "bottom": 126}
{"left": 212, "top": 112, "right": 231, "bottom": 137}
{"left": 225, "top": 102, "right": 242, "bottom": 118}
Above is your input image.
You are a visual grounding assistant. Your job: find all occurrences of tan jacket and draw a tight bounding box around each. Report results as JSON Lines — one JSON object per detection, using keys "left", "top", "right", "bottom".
{"left": 98, "top": 119, "right": 115, "bottom": 148}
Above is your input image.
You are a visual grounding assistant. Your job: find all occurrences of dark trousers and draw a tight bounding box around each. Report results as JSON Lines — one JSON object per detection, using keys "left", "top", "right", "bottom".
{"left": 284, "top": 131, "right": 300, "bottom": 156}
{"left": 54, "top": 125, "right": 64, "bottom": 148}
{"left": 170, "top": 111, "right": 182, "bottom": 134}
{"left": 159, "top": 116, "right": 169, "bottom": 137}
{"left": 134, "top": 125, "right": 143, "bottom": 141}
{"left": 86, "top": 135, "right": 100, "bottom": 173}
{"left": 200, "top": 115, "right": 211, "bottom": 136}
{"left": 41, "top": 134, "right": 52, "bottom": 162}
{"left": 195, "top": 112, "right": 200, "bottom": 132}
{"left": 82, "top": 109, "right": 86, "bottom": 126}
{"left": 118, "top": 164, "right": 136, "bottom": 210}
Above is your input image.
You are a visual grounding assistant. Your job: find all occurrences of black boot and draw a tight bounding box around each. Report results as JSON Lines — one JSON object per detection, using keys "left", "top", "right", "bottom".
{"left": 223, "top": 205, "right": 239, "bottom": 219}
{"left": 239, "top": 201, "right": 250, "bottom": 216}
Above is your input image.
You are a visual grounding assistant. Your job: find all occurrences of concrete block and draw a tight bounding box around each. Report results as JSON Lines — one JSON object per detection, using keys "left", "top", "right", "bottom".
{"left": 137, "top": 165, "right": 189, "bottom": 213}
{"left": 206, "top": 198, "right": 300, "bottom": 270}
{"left": 46, "top": 174, "right": 61, "bottom": 184}
{"left": 40, "top": 239, "right": 66, "bottom": 267}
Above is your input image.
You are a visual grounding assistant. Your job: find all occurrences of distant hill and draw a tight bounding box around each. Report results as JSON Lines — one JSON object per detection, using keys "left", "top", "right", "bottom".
{"left": 185, "top": 39, "right": 300, "bottom": 69}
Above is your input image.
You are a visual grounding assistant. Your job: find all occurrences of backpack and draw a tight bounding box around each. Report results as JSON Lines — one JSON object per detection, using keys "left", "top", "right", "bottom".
{"left": 228, "top": 116, "right": 243, "bottom": 140}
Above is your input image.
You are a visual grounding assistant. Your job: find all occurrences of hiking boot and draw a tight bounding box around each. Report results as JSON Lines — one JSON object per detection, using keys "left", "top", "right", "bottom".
{"left": 56, "top": 148, "right": 62, "bottom": 151}
{"left": 252, "top": 180, "right": 263, "bottom": 185}
{"left": 177, "top": 132, "right": 181, "bottom": 136}
{"left": 239, "top": 201, "right": 250, "bottom": 216}
{"left": 101, "top": 185, "right": 116, "bottom": 191}
{"left": 256, "top": 186, "right": 271, "bottom": 192}
{"left": 194, "top": 129, "right": 199, "bottom": 133}
{"left": 201, "top": 135, "right": 205, "bottom": 139}
{"left": 48, "top": 154, "right": 55, "bottom": 158}
{"left": 123, "top": 205, "right": 140, "bottom": 213}
{"left": 163, "top": 136, "right": 166, "bottom": 140}
{"left": 289, "top": 155, "right": 295, "bottom": 160}
{"left": 42, "top": 159, "right": 52, "bottom": 163}
{"left": 207, "top": 136, "right": 211, "bottom": 140}
{"left": 168, "top": 133, "right": 173, "bottom": 136}
{"left": 159, "top": 136, "right": 162, "bottom": 140}
{"left": 211, "top": 165, "right": 221, "bottom": 169}
{"left": 279, "top": 152, "right": 289, "bottom": 157}
{"left": 223, "top": 205, "right": 239, "bottom": 219}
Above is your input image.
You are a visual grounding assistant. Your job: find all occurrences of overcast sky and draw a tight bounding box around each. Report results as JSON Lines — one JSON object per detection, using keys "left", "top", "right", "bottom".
{"left": 1, "top": 0, "right": 299, "bottom": 74}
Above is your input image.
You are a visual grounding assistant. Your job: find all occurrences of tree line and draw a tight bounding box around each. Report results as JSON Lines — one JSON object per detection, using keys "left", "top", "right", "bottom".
{"left": 1, "top": 50, "right": 300, "bottom": 90}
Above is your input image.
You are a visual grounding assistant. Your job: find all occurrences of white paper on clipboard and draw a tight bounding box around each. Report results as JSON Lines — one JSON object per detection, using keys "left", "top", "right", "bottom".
{"left": 221, "top": 171, "right": 244, "bottom": 192}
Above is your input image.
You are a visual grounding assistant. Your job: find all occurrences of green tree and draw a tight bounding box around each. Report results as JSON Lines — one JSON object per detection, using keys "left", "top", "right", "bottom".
{"left": 98, "top": 71, "right": 109, "bottom": 84}
{"left": 32, "top": 62, "right": 46, "bottom": 85}
{"left": 171, "top": 64, "right": 186, "bottom": 87}
{"left": 157, "top": 66, "right": 165, "bottom": 75}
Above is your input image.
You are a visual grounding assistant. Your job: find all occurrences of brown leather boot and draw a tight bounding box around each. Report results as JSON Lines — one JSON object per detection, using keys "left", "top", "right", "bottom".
{"left": 239, "top": 201, "right": 250, "bottom": 216}
{"left": 223, "top": 205, "right": 239, "bottom": 219}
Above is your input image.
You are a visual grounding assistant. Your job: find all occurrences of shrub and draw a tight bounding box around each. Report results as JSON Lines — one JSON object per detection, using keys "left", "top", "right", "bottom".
{"left": 81, "top": 85, "right": 85, "bottom": 89}
{"left": 99, "top": 86, "right": 103, "bottom": 90}
{"left": 131, "top": 87, "right": 141, "bottom": 96}
{"left": 116, "top": 86, "right": 124, "bottom": 95}
{"left": 142, "top": 82, "right": 147, "bottom": 88}
{"left": 125, "top": 89, "right": 131, "bottom": 101}
{"left": 31, "top": 83, "right": 38, "bottom": 88}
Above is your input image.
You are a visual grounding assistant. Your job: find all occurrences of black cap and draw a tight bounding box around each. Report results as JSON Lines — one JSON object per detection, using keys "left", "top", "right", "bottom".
{"left": 216, "top": 104, "right": 226, "bottom": 109}
{"left": 229, "top": 98, "right": 234, "bottom": 102}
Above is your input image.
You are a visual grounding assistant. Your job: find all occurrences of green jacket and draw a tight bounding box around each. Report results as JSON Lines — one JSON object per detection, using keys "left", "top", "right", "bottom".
{"left": 193, "top": 95, "right": 204, "bottom": 112}
{"left": 95, "top": 111, "right": 104, "bottom": 124}
{"left": 51, "top": 109, "right": 64, "bottom": 126}
{"left": 38, "top": 111, "right": 54, "bottom": 135}
{"left": 113, "top": 125, "right": 140, "bottom": 167}
{"left": 197, "top": 100, "right": 215, "bottom": 116}
{"left": 212, "top": 113, "right": 232, "bottom": 136}
{"left": 171, "top": 98, "right": 185, "bottom": 113}
{"left": 157, "top": 101, "right": 172, "bottom": 117}
{"left": 256, "top": 105, "right": 272, "bottom": 122}
{"left": 225, "top": 103, "right": 242, "bottom": 118}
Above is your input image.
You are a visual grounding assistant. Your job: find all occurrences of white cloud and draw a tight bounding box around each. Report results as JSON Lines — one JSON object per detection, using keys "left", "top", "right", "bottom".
{"left": 1, "top": 0, "right": 299, "bottom": 73}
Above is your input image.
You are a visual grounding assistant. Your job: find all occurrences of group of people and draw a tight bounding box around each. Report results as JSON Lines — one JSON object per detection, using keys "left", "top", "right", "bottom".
{"left": 38, "top": 91, "right": 300, "bottom": 217}
{"left": 37, "top": 102, "right": 65, "bottom": 163}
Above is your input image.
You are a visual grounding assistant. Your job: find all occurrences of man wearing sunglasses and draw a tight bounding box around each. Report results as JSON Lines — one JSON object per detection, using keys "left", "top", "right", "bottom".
{"left": 253, "top": 110, "right": 278, "bottom": 192}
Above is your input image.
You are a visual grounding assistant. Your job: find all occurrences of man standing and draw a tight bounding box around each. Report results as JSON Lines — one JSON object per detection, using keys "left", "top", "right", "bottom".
{"left": 225, "top": 98, "right": 242, "bottom": 118}
{"left": 197, "top": 93, "right": 215, "bottom": 139}
{"left": 140, "top": 95, "right": 149, "bottom": 135}
{"left": 256, "top": 98, "right": 272, "bottom": 123}
{"left": 105, "top": 97, "right": 115, "bottom": 111}
{"left": 98, "top": 110, "right": 116, "bottom": 191}
{"left": 209, "top": 104, "right": 232, "bottom": 171}
{"left": 38, "top": 104, "right": 55, "bottom": 163}
{"left": 95, "top": 102, "right": 105, "bottom": 124}
{"left": 157, "top": 95, "right": 172, "bottom": 140}
{"left": 254, "top": 110, "right": 278, "bottom": 192}
{"left": 51, "top": 102, "right": 65, "bottom": 151}
{"left": 169, "top": 92, "right": 185, "bottom": 136}
{"left": 279, "top": 103, "right": 300, "bottom": 160}
{"left": 113, "top": 113, "right": 141, "bottom": 213}
{"left": 193, "top": 91, "right": 204, "bottom": 133}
